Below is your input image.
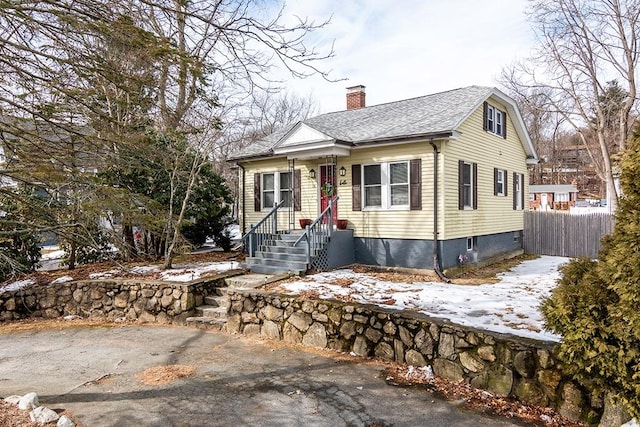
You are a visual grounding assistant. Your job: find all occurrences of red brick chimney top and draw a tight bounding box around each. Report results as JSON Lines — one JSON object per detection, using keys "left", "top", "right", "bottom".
{"left": 346, "top": 85, "right": 366, "bottom": 110}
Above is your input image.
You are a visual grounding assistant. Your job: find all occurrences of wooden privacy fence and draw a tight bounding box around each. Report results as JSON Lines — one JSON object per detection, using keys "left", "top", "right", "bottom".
{"left": 524, "top": 211, "right": 615, "bottom": 258}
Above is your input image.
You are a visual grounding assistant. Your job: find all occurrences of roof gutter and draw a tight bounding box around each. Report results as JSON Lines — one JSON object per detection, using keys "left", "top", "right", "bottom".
{"left": 355, "top": 131, "right": 454, "bottom": 147}
{"left": 429, "top": 139, "right": 451, "bottom": 283}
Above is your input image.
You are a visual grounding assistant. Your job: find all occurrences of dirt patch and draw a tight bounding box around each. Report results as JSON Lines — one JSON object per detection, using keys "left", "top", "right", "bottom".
{"left": 135, "top": 365, "right": 197, "bottom": 386}
{"left": 447, "top": 254, "right": 539, "bottom": 285}
{"left": 0, "top": 401, "right": 83, "bottom": 427}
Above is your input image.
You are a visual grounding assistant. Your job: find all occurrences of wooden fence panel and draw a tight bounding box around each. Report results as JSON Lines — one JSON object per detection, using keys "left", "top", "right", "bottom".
{"left": 523, "top": 211, "right": 615, "bottom": 258}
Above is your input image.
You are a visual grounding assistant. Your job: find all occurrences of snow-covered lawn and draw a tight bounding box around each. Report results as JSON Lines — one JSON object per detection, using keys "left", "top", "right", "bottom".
{"left": 0, "top": 260, "right": 240, "bottom": 294}
{"left": 273, "top": 256, "right": 568, "bottom": 342}
{"left": 1, "top": 252, "right": 568, "bottom": 343}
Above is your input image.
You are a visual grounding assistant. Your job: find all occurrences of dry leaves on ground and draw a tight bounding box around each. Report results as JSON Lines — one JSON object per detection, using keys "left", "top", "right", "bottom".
{"left": 384, "top": 365, "right": 587, "bottom": 427}
{"left": 135, "top": 365, "right": 197, "bottom": 386}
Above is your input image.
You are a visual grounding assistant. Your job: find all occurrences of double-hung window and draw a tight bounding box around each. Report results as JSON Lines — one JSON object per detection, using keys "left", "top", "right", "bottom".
{"left": 513, "top": 172, "right": 524, "bottom": 210}
{"left": 363, "top": 161, "right": 409, "bottom": 209}
{"left": 261, "top": 171, "right": 292, "bottom": 209}
{"left": 484, "top": 103, "right": 507, "bottom": 138}
{"left": 458, "top": 161, "right": 477, "bottom": 210}
{"left": 494, "top": 168, "right": 507, "bottom": 196}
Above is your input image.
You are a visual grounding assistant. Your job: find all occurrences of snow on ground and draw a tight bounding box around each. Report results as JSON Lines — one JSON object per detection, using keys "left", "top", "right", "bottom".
{"left": 87, "top": 261, "right": 240, "bottom": 282}
{"left": 0, "top": 279, "right": 36, "bottom": 293}
{"left": 276, "top": 256, "right": 568, "bottom": 342}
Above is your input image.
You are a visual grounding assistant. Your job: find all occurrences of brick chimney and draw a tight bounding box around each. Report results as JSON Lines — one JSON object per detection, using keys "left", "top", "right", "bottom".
{"left": 346, "top": 85, "right": 366, "bottom": 110}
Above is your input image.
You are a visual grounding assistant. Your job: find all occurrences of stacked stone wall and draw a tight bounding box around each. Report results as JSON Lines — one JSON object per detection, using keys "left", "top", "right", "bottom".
{"left": 226, "top": 289, "right": 601, "bottom": 423}
{"left": 0, "top": 271, "right": 239, "bottom": 324}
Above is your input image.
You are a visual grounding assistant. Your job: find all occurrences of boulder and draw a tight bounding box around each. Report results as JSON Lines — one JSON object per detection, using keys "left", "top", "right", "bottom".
{"left": 18, "top": 392, "right": 39, "bottom": 410}
{"left": 57, "top": 415, "right": 76, "bottom": 427}
{"left": 30, "top": 406, "right": 59, "bottom": 424}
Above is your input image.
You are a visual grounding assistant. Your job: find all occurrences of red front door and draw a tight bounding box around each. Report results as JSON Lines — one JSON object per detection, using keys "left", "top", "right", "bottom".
{"left": 319, "top": 164, "right": 337, "bottom": 222}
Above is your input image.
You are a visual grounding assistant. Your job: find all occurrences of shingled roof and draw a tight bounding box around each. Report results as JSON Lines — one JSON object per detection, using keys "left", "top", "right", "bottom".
{"left": 230, "top": 86, "right": 534, "bottom": 161}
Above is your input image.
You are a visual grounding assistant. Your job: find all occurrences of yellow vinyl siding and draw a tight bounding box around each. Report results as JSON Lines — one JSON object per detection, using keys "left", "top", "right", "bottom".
{"left": 340, "top": 142, "right": 435, "bottom": 240}
{"left": 240, "top": 158, "right": 318, "bottom": 233}
{"left": 441, "top": 101, "right": 528, "bottom": 240}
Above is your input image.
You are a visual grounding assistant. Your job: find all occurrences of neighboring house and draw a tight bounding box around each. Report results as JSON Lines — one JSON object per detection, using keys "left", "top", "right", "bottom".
{"left": 229, "top": 85, "right": 538, "bottom": 274}
{"left": 529, "top": 184, "right": 579, "bottom": 211}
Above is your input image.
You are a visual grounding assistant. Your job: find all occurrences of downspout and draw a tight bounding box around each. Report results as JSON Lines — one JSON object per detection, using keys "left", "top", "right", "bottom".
{"left": 429, "top": 140, "right": 451, "bottom": 283}
{"left": 238, "top": 163, "right": 246, "bottom": 235}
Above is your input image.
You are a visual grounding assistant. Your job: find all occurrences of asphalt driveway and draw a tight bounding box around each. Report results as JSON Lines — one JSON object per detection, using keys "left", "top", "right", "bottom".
{"left": 0, "top": 324, "right": 522, "bottom": 426}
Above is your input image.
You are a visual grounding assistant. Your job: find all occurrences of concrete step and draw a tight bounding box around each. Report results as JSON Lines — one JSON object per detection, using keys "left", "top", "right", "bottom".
{"left": 254, "top": 250, "right": 307, "bottom": 263}
{"left": 195, "top": 305, "right": 227, "bottom": 319}
{"left": 245, "top": 263, "right": 305, "bottom": 276}
{"left": 259, "top": 245, "right": 307, "bottom": 255}
{"left": 185, "top": 317, "right": 226, "bottom": 331}
{"left": 245, "top": 256, "right": 307, "bottom": 272}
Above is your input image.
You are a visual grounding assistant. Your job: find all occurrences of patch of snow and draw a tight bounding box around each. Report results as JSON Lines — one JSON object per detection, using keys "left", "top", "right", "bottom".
{"left": 0, "top": 279, "right": 36, "bottom": 294}
{"left": 277, "top": 256, "right": 568, "bottom": 342}
{"left": 227, "top": 224, "right": 242, "bottom": 240}
{"left": 41, "top": 249, "right": 65, "bottom": 260}
{"left": 89, "top": 269, "right": 121, "bottom": 279}
{"left": 623, "top": 419, "right": 640, "bottom": 427}
{"left": 49, "top": 276, "right": 73, "bottom": 285}
{"left": 159, "top": 261, "right": 240, "bottom": 282}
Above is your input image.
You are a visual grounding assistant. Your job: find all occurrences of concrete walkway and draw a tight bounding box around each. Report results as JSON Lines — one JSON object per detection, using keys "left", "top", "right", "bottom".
{"left": 0, "top": 324, "right": 522, "bottom": 426}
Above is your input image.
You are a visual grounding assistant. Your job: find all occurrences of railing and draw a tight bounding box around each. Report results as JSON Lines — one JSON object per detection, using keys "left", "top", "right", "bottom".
{"left": 242, "top": 200, "right": 286, "bottom": 257}
{"left": 294, "top": 197, "right": 338, "bottom": 265}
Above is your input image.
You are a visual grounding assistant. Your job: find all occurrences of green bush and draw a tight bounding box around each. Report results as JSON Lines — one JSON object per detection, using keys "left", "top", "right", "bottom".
{"left": 541, "top": 126, "right": 640, "bottom": 417}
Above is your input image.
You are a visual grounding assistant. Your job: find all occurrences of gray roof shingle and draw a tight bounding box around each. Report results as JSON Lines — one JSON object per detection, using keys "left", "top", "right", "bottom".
{"left": 230, "top": 85, "right": 495, "bottom": 160}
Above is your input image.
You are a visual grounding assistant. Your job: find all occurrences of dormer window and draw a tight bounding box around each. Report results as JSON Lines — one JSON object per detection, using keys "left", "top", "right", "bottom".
{"left": 483, "top": 102, "right": 507, "bottom": 138}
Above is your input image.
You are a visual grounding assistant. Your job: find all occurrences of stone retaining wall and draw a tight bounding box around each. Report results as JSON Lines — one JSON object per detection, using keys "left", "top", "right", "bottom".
{"left": 226, "top": 289, "right": 601, "bottom": 423}
{"left": 0, "top": 270, "right": 241, "bottom": 323}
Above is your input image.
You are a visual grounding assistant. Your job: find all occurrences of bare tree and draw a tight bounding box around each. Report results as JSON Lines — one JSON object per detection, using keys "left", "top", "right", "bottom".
{"left": 502, "top": 0, "right": 640, "bottom": 212}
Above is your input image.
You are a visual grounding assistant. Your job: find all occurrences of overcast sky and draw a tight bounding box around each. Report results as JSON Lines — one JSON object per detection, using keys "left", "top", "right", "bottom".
{"left": 275, "top": 0, "right": 537, "bottom": 113}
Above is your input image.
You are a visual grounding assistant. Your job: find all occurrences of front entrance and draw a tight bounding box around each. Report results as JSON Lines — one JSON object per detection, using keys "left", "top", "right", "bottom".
{"left": 319, "top": 163, "right": 338, "bottom": 222}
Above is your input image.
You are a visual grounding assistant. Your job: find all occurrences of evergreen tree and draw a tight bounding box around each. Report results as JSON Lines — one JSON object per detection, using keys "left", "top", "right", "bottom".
{"left": 542, "top": 125, "right": 640, "bottom": 417}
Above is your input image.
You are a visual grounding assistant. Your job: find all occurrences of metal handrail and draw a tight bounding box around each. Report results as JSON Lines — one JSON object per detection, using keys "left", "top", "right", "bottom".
{"left": 242, "top": 199, "right": 286, "bottom": 257}
{"left": 294, "top": 196, "right": 339, "bottom": 265}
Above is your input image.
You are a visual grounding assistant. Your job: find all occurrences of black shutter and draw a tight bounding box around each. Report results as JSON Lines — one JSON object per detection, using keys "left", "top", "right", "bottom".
{"left": 254, "top": 173, "right": 261, "bottom": 212}
{"left": 513, "top": 172, "right": 517, "bottom": 210}
{"left": 410, "top": 159, "right": 422, "bottom": 210}
{"left": 502, "top": 111, "right": 507, "bottom": 139}
{"left": 352, "top": 164, "right": 361, "bottom": 211}
{"left": 504, "top": 171, "right": 508, "bottom": 196}
{"left": 482, "top": 102, "right": 488, "bottom": 131}
{"left": 473, "top": 163, "right": 478, "bottom": 210}
{"left": 293, "top": 169, "right": 301, "bottom": 211}
{"left": 458, "top": 160, "right": 464, "bottom": 210}
{"left": 493, "top": 168, "right": 498, "bottom": 196}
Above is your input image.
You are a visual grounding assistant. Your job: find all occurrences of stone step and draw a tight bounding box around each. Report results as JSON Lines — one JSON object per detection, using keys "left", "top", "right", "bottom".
{"left": 185, "top": 317, "right": 226, "bottom": 331}
{"left": 243, "top": 263, "right": 305, "bottom": 276}
{"left": 204, "top": 295, "right": 228, "bottom": 306}
{"left": 195, "top": 305, "right": 227, "bottom": 319}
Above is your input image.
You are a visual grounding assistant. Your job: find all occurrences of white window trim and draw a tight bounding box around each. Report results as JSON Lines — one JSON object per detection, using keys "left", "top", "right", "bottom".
{"left": 466, "top": 236, "right": 476, "bottom": 252}
{"left": 362, "top": 160, "right": 410, "bottom": 211}
{"left": 261, "top": 171, "right": 292, "bottom": 211}
{"left": 486, "top": 105, "right": 506, "bottom": 137}
{"left": 514, "top": 173, "right": 523, "bottom": 210}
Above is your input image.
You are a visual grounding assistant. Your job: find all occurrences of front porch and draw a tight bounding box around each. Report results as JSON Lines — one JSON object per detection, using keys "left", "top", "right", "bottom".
{"left": 242, "top": 198, "right": 354, "bottom": 275}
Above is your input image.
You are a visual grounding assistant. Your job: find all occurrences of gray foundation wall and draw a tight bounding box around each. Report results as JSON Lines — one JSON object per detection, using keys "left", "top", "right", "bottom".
{"left": 354, "top": 230, "right": 523, "bottom": 270}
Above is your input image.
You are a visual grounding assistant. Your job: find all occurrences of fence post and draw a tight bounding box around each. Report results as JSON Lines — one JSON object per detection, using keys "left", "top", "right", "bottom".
{"left": 248, "top": 224, "right": 254, "bottom": 257}
{"left": 305, "top": 225, "right": 311, "bottom": 265}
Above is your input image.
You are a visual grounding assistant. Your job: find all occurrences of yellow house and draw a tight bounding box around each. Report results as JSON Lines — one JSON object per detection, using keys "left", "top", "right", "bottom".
{"left": 229, "top": 85, "right": 538, "bottom": 276}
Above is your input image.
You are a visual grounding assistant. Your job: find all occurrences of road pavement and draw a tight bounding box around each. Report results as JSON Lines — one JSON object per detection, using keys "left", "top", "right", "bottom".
{"left": 0, "top": 324, "right": 523, "bottom": 426}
